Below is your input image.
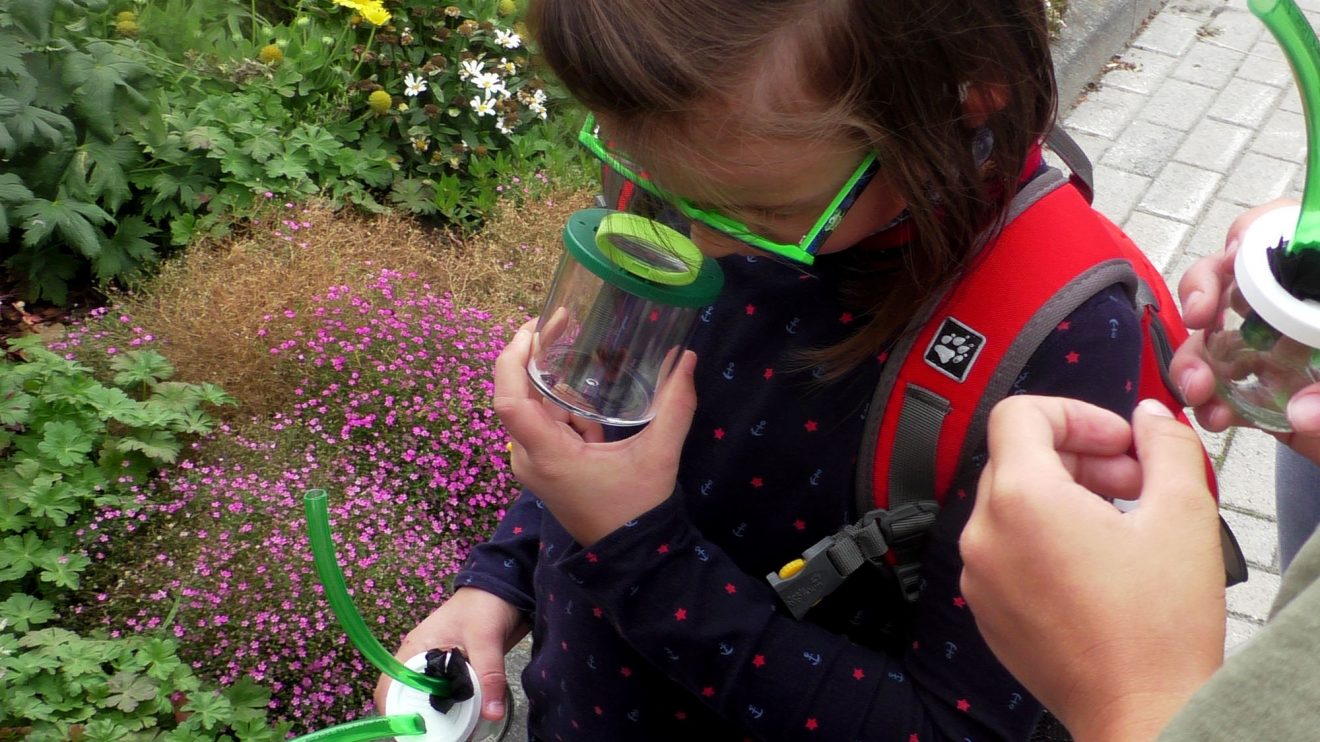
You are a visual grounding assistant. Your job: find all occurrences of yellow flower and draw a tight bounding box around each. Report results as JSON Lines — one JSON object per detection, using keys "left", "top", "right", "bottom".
{"left": 497, "top": 0, "right": 518, "bottom": 16}
{"left": 367, "top": 89, "right": 392, "bottom": 114}
{"left": 115, "top": 10, "right": 136, "bottom": 22}
{"left": 330, "top": 0, "right": 391, "bottom": 26}
{"left": 115, "top": 19, "right": 139, "bottom": 36}
{"left": 258, "top": 44, "right": 284, "bottom": 64}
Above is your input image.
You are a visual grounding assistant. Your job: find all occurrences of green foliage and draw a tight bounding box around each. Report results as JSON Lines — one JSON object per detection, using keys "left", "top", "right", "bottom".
{"left": 0, "top": 622, "right": 290, "bottom": 740}
{"left": 0, "top": 334, "right": 235, "bottom": 611}
{"left": 0, "top": 0, "right": 162, "bottom": 303}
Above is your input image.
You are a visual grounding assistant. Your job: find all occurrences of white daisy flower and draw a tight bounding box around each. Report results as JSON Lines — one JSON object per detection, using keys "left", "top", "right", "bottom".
{"left": 498, "top": 57, "right": 517, "bottom": 75}
{"left": 494, "top": 29, "right": 521, "bottom": 49}
{"left": 531, "top": 88, "right": 547, "bottom": 104}
{"left": 470, "top": 95, "right": 497, "bottom": 116}
{"left": 459, "top": 59, "right": 484, "bottom": 80}
{"left": 496, "top": 118, "right": 513, "bottom": 135}
{"left": 403, "top": 72, "right": 427, "bottom": 97}
{"left": 474, "top": 72, "right": 506, "bottom": 96}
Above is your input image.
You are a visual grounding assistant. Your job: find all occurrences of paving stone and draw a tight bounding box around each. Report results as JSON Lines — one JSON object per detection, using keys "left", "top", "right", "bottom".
{"left": 1250, "top": 107, "right": 1308, "bottom": 163}
{"left": 1208, "top": 77, "right": 1284, "bottom": 128}
{"left": 1172, "top": 37, "right": 1244, "bottom": 89}
{"left": 1221, "top": 506, "right": 1280, "bottom": 570}
{"left": 1217, "top": 428, "right": 1279, "bottom": 520}
{"left": 1131, "top": 12, "right": 1205, "bottom": 56}
{"left": 1196, "top": 6, "right": 1265, "bottom": 52}
{"left": 1138, "top": 161, "right": 1222, "bottom": 222}
{"left": 1100, "top": 120, "right": 1185, "bottom": 177}
{"left": 1184, "top": 198, "right": 1251, "bottom": 263}
{"left": 1225, "top": 615, "right": 1261, "bottom": 656}
{"left": 1227, "top": 566, "right": 1282, "bottom": 624}
{"left": 1089, "top": 164, "right": 1151, "bottom": 224}
{"left": 1102, "top": 47, "right": 1181, "bottom": 95}
{"left": 1277, "top": 83, "right": 1304, "bottom": 114}
{"left": 1173, "top": 117, "right": 1253, "bottom": 173}
{"left": 1190, "top": 416, "right": 1233, "bottom": 462}
{"left": 1138, "top": 77, "right": 1219, "bottom": 131}
{"left": 1235, "top": 36, "right": 1293, "bottom": 88}
{"left": 1215, "top": 151, "right": 1300, "bottom": 207}
{"left": 1059, "top": 127, "right": 1114, "bottom": 164}
{"left": 1067, "top": 86, "right": 1148, "bottom": 139}
{"left": 1122, "top": 210, "right": 1189, "bottom": 273}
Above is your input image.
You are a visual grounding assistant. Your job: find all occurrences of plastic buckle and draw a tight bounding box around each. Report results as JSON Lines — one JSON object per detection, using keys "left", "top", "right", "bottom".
{"left": 766, "top": 534, "right": 848, "bottom": 620}
{"left": 860, "top": 502, "right": 940, "bottom": 603}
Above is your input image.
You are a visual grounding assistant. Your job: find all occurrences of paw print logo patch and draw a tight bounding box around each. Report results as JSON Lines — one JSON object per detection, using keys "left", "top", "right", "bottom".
{"left": 923, "top": 317, "right": 986, "bottom": 382}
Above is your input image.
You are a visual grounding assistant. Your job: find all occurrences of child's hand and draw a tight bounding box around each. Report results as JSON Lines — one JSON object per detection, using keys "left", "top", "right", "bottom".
{"left": 961, "top": 396, "right": 1225, "bottom": 741}
{"left": 1170, "top": 198, "right": 1320, "bottom": 465}
{"left": 493, "top": 320, "right": 699, "bottom": 546}
{"left": 373, "top": 587, "right": 528, "bottom": 722}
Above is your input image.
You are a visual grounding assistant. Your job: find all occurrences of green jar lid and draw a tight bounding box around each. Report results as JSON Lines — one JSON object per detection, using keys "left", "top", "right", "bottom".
{"left": 562, "top": 209, "right": 724, "bottom": 308}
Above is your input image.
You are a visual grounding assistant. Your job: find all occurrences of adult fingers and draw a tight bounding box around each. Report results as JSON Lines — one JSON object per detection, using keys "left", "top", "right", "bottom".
{"left": 1282, "top": 386, "right": 1320, "bottom": 465}
{"left": 1130, "top": 399, "right": 1212, "bottom": 511}
{"left": 985, "top": 396, "right": 1134, "bottom": 489}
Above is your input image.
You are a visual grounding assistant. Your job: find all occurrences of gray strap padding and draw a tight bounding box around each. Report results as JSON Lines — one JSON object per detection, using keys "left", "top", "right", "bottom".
{"left": 854, "top": 168, "right": 1073, "bottom": 513}
{"left": 888, "top": 385, "right": 951, "bottom": 510}
{"left": 1045, "top": 126, "right": 1095, "bottom": 204}
{"left": 952, "top": 260, "right": 1140, "bottom": 485}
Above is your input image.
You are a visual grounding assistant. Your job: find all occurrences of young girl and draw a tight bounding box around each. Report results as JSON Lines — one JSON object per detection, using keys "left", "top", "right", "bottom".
{"left": 383, "top": 1, "right": 1149, "bottom": 739}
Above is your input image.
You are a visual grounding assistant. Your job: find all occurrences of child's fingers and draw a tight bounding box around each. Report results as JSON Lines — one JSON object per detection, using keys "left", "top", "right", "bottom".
{"left": 643, "top": 350, "right": 699, "bottom": 450}
{"left": 493, "top": 327, "right": 563, "bottom": 452}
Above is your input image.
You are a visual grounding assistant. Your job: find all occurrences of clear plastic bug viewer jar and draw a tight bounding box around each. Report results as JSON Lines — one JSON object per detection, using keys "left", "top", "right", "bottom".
{"left": 526, "top": 209, "right": 724, "bottom": 426}
{"left": 1202, "top": 205, "right": 1320, "bottom": 432}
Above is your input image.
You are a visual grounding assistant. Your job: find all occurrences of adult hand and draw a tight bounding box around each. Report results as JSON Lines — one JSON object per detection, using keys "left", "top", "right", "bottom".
{"left": 493, "top": 320, "right": 700, "bottom": 546}
{"left": 373, "top": 587, "right": 528, "bottom": 722}
{"left": 1170, "top": 198, "right": 1320, "bottom": 464}
{"left": 961, "top": 396, "right": 1226, "bottom": 742}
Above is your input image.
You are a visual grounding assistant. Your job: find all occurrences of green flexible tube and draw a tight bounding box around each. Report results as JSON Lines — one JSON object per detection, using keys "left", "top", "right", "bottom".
{"left": 1250, "top": 0, "right": 1320, "bottom": 251}
{"left": 287, "top": 713, "right": 427, "bottom": 742}
{"left": 304, "top": 490, "right": 451, "bottom": 697}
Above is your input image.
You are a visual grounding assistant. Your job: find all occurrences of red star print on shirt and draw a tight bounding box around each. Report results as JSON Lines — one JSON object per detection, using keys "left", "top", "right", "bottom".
{"left": 804, "top": 419, "right": 818, "bottom": 432}
{"left": 763, "top": 368, "right": 774, "bottom": 380}
{"left": 805, "top": 718, "right": 819, "bottom": 731}
{"left": 512, "top": 526, "right": 523, "bottom": 535}
{"left": 1057, "top": 321, "right": 1071, "bottom": 331}
{"left": 1066, "top": 351, "right": 1081, "bottom": 364}
{"left": 713, "top": 427, "right": 725, "bottom": 440}
{"left": 750, "top": 476, "right": 764, "bottom": 488}
{"left": 724, "top": 583, "right": 737, "bottom": 595}
{"left": 745, "top": 304, "right": 757, "bottom": 315}
{"left": 953, "top": 595, "right": 967, "bottom": 608}
{"left": 839, "top": 312, "right": 854, "bottom": 324}
{"left": 701, "top": 686, "right": 715, "bottom": 698}
{"left": 752, "top": 654, "right": 766, "bottom": 668}
{"left": 585, "top": 552, "right": 598, "bottom": 563}
{"left": 957, "top": 699, "right": 971, "bottom": 712}
{"left": 656, "top": 543, "right": 669, "bottom": 555}
{"left": 674, "top": 608, "right": 687, "bottom": 621}
{"left": 793, "top": 519, "right": 807, "bottom": 531}
{"left": 852, "top": 668, "right": 865, "bottom": 680}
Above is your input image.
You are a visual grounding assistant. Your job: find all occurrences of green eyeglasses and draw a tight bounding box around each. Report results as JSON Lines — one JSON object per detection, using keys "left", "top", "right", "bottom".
{"left": 577, "top": 114, "right": 879, "bottom": 266}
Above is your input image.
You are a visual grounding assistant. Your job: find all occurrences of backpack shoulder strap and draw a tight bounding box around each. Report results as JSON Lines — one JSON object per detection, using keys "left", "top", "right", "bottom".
{"left": 858, "top": 169, "right": 1139, "bottom": 515}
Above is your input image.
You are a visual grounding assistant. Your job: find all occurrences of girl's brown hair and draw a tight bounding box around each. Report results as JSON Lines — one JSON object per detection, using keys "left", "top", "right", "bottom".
{"left": 530, "top": 0, "right": 1057, "bottom": 376}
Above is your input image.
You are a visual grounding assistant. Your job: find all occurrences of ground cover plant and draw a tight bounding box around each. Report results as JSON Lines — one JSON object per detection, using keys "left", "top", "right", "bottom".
{"left": 35, "top": 182, "right": 590, "bottom": 732}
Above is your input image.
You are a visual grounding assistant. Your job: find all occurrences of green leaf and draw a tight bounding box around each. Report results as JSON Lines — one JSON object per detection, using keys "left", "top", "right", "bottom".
{"left": 4, "top": 99, "right": 72, "bottom": 150}
{"left": 10, "top": 0, "right": 55, "bottom": 42}
{"left": 196, "top": 382, "right": 237, "bottom": 407}
{"left": 37, "top": 550, "right": 89, "bottom": 589}
{"left": 79, "top": 718, "right": 136, "bottom": 742}
{"left": 37, "top": 420, "right": 94, "bottom": 467}
{"left": 0, "top": 386, "right": 34, "bottom": 425}
{"left": 290, "top": 124, "right": 341, "bottom": 166}
{"left": 23, "top": 474, "right": 80, "bottom": 525}
{"left": 0, "top": 172, "right": 34, "bottom": 203}
{"left": 110, "top": 349, "right": 175, "bottom": 386}
{"left": 0, "top": 33, "right": 25, "bottom": 78}
{"left": 0, "top": 492, "right": 28, "bottom": 532}
{"left": 66, "top": 138, "right": 141, "bottom": 212}
{"left": 115, "top": 429, "right": 179, "bottom": 463}
{"left": 62, "top": 43, "right": 151, "bottom": 139}
{"left": 104, "top": 671, "right": 158, "bottom": 713}
{"left": 169, "top": 407, "right": 213, "bottom": 435}
{"left": 93, "top": 216, "right": 159, "bottom": 282}
{"left": 181, "top": 689, "right": 231, "bottom": 730}
{"left": 0, "top": 593, "right": 57, "bottom": 631}
{"left": 0, "top": 531, "right": 50, "bottom": 581}
{"left": 16, "top": 191, "right": 112, "bottom": 258}
{"left": 82, "top": 384, "right": 138, "bottom": 421}
{"left": 264, "top": 150, "right": 310, "bottom": 181}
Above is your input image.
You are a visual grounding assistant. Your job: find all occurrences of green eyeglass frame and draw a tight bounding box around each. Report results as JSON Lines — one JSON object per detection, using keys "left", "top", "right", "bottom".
{"left": 577, "top": 114, "right": 879, "bottom": 265}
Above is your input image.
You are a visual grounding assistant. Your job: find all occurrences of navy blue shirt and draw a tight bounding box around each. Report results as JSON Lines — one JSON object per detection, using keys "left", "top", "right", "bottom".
{"left": 457, "top": 240, "right": 1143, "bottom": 740}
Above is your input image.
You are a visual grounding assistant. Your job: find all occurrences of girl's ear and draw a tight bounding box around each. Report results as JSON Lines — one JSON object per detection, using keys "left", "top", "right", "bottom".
{"left": 961, "top": 82, "right": 1010, "bottom": 127}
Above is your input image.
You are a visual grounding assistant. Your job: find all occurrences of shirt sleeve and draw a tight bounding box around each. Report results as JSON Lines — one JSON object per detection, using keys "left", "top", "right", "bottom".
{"left": 550, "top": 284, "right": 1144, "bottom": 741}
{"left": 452, "top": 489, "right": 544, "bottom": 614}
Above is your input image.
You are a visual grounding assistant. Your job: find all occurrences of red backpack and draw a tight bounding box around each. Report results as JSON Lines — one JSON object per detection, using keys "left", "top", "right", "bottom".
{"left": 765, "top": 135, "right": 1248, "bottom": 618}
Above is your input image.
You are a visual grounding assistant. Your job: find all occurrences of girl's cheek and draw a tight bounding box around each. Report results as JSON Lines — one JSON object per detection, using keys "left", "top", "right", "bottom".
{"left": 689, "top": 223, "right": 759, "bottom": 259}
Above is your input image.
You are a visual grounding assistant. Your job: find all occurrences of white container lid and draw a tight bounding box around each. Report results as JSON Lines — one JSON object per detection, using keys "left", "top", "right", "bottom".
{"left": 382, "top": 653, "right": 482, "bottom": 742}
{"left": 1235, "top": 204, "right": 1320, "bottom": 349}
